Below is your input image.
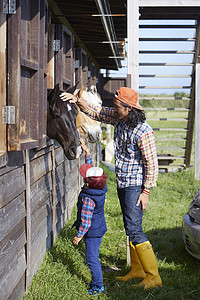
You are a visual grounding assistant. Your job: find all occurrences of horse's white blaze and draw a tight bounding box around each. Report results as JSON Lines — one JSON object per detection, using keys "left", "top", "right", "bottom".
{"left": 74, "top": 85, "right": 103, "bottom": 143}
{"left": 67, "top": 104, "right": 72, "bottom": 111}
{"left": 76, "top": 145, "right": 82, "bottom": 158}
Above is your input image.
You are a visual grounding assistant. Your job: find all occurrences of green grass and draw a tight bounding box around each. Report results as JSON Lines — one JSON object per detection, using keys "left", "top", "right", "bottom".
{"left": 23, "top": 165, "right": 200, "bottom": 300}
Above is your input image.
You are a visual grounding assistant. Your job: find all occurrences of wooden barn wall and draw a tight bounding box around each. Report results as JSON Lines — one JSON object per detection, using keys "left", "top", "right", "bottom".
{"left": 101, "top": 77, "right": 128, "bottom": 107}
{"left": 0, "top": 141, "right": 100, "bottom": 300}
{"left": 0, "top": 1, "right": 101, "bottom": 300}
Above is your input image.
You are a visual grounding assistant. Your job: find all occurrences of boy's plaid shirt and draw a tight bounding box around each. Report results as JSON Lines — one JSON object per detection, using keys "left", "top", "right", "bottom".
{"left": 77, "top": 154, "right": 95, "bottom": 238}
{"left": 83, "top": 104, "right": 158, "bottom": 189}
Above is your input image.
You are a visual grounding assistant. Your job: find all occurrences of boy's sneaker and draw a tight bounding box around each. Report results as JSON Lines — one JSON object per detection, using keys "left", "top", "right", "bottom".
{"left": 88, "top": 285, "right": 105, "bottom": 296}
{"left": 88, "top": 282, "right": 94, "bottom": 288}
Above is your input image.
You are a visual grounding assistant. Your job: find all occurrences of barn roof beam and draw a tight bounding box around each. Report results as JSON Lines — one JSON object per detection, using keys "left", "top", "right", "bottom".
{"left": 95, "top": 0, "right": 122, "bottom": 69}
{"left": 48, "top": 0, "right": 101, "bottom": 68}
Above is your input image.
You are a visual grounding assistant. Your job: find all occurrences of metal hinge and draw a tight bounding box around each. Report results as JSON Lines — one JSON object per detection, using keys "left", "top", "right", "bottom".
{"left": 3, "top": 0, "right": 16, "bottom": 14}
{"left": 52, "top": 40, "right": 60, "bottom": 51}
{"left": 74, "top": 60, "right": 80, "bottom": 69}
{"left": 2, "top": 106, "right": 15, "bottom": 124}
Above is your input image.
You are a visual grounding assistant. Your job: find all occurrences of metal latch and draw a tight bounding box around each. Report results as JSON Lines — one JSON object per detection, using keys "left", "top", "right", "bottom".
{"left": 74, "top": 60, "right": 80, "bottom": 69}
{"left": 52, "top": 40, "right": 60, "bottom": 51}
{"left": 2, "top": 106, "right": 15, "bottom": 124}
{"left": 3, "top": 0, "right": 16, "bottom": 14}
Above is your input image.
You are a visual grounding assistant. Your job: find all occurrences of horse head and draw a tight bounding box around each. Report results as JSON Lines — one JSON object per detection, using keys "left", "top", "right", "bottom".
{"left": 47, "top": 83, "right": 82, "bottom": 160}
{"left": 75, "top": 86, "right": 102, "bottom": 143}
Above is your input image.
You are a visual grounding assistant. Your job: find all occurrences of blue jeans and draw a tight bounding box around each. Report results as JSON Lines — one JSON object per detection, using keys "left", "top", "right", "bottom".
{"left": 84, "top": 236, "right": 103, "bottom": 287}
{"left": 117, "top": 186, "right": 148, "bottom": 245}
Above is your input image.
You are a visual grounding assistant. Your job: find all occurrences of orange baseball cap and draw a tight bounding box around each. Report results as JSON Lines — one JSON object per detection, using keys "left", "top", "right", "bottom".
{"left": 115, "top": 87, "right": 143, "bottom": 110}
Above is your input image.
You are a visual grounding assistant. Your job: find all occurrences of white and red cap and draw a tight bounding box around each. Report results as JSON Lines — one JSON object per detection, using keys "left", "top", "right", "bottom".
{"left": 79, "top": 164, "right": 107, "bottom": 189}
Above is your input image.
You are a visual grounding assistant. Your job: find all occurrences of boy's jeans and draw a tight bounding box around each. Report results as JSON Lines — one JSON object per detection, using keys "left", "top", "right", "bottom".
{"left": 85, "top": 236, "right": 103, "bottom": 287}
{"left": 117, "top": 186, "right": 148, "bottom": 245}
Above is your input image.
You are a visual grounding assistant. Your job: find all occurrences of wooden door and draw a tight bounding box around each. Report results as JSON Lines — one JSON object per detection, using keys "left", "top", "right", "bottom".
{"left": 54, "top": 24, "right": 74, "bottom": 90}
{"left": 7, "top": 0, "right": 48, "bottom": 151}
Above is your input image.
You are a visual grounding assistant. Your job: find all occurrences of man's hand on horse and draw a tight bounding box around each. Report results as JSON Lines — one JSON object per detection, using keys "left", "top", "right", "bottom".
{"left": 60, "top": 92, "right": 78, "bottom": 103}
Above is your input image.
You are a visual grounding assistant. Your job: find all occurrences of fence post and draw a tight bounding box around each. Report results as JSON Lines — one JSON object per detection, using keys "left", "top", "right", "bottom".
{"left": 25, "top": 149, "right": 31, "bottom": 290}
{"left": 51, "top": 145, "right": 56, "bottom": 244}
{"left": 195, "top": 63, "right": 200, "bottom": 180}
{"left": 127, "top": 0, "right": 139, "bottom": 92}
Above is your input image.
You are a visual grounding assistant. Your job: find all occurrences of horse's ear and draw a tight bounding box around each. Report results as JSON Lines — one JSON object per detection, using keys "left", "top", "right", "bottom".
{"left": 54, "top": 83, "right": 60, "bottom": 93}
{"left": 66, "top": 82, "right": 79, "bottom": 94}
{"left": 47, "top": 89, "right": 53, "bottom": 98}
{"left": 48, "top": 84, "right": 61, "bottom": 116}
{"left": 90, "top": 85, "right": 97, "bottom": 94}
{"left": 78, "top": 86, "right": 84, "bottom": 98}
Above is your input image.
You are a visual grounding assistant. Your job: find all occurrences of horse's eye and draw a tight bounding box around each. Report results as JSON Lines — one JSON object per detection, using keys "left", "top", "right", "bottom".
{"left": 54, "top": 114, "right": 60, "bottom": 119}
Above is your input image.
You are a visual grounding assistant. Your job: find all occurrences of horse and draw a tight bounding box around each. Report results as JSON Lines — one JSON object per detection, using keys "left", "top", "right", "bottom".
{"left": 47, "top": 84, "right": 82, "bottom": 160}
{"left": 75, "top": 86, "right": 102, "bottom": 143}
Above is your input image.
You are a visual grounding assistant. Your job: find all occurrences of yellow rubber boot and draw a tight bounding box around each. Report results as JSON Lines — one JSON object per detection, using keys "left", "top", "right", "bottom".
{"left": 116, "top": 242, "right": 146, "bottom": 281}
{"left": 135, "top": 241, "right": 162, "bottom": 289}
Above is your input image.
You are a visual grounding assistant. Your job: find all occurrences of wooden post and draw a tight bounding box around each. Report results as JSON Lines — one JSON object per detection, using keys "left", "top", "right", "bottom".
{"left": 126, "top": 0, "right": 140, "bottom": 266}
{"left": 127, "top": 0, "right": 139, "bottom": 92}
{"left": 195, "top": 63, "right": 200, "bottom": 180}
{"left": 51, "top": 145, "right": 56, "bottom": 244}
{"left": 25, "top": 150, "right": 31, "bottom": 290}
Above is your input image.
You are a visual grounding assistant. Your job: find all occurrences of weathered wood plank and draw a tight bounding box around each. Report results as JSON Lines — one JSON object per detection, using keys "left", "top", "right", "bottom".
{"left": 31, "top": 193, "right": 52, "bottom": 238}
{"left": 54, "top": 161, "right": 70, "bottom": 185}
{"left": 47, "top": 24, "right": 55, "bottom": 89}
{"left": 38, "top": 0, "right": 47, "bottom": 141}
{"left": 54, "top": 145, "right": 66, "bottom": 166}
{"left": 7, "top": 273, "right": 25, "bottom": 300}
{"left": 0, "top": 247, "right": 26, "bottom": 300}
{"left": 55, "top": 24, "right": 64, "bottom": 88}
{"left": 0, "top": 1, "right": 7, "bottom": 155}
{"left": 30, "top": 233, "right": 51, "bottom": 280}
{"left": 30, "top": 151, "right": 52, "bottom": 185}
{"left": 30, "top": 172, "right": 52, "bottom": 209}
{"left": 81, "top": 50, "right": 88, "bottom": 87}
{"left": 0, "top": 192, "right": 25, "bottom": 242}
{"left": 31, "top": 216, "right": 52, "bottom": 255}
{"left": 29, "top": 139, "right": 53, "bottom": 160}
{"left": 75, "top": 48, "right": 82, "bottom": 89}
{"left": 7, "top": 3, "right": 21, "bottom": 151}
{"left": 63, "top": 26, "right": 73, "bottom": 87}
{"left": 0, "top": 167, "right": 25, "bottom": 208}
{"left": 0, "top": 220, "right": 26, "bottom": 274}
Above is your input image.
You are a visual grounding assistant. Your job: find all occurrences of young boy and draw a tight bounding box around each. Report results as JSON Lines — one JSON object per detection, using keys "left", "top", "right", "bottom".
{"left": 73, "top": 138, "right": 107, "bottom": 296}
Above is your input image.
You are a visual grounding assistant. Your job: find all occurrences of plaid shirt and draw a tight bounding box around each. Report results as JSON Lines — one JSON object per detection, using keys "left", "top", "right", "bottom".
{"left": 77, "top": 154, "right": 95, "bottom": 238}
{"left": 83, "top": 104, "right": 158, "bottom": 189}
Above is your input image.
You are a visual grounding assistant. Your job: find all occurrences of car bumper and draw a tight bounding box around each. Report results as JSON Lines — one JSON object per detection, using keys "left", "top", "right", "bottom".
{"left": 182, "top": 213, "right": 200, "bottom": 259}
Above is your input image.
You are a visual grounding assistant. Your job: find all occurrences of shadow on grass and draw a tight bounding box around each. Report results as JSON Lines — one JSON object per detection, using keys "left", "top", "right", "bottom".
{"left": 48, "top": 223, "right": 200, "bottom": 299}
{"left": 49, "top": 225, "right": 90, "bottom": 285}
{"left": 101, "top": 227, "right": 200, "bottom": 300}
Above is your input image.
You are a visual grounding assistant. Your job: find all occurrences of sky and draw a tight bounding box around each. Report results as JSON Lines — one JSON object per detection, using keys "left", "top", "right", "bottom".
{"left": 101, "top": 19, "right": 196, "bottom": 95}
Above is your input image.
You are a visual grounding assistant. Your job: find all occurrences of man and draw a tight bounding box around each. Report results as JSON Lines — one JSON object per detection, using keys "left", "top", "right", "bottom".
{"left": 60, "top": 87, "right": 162, "bottom": 289}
